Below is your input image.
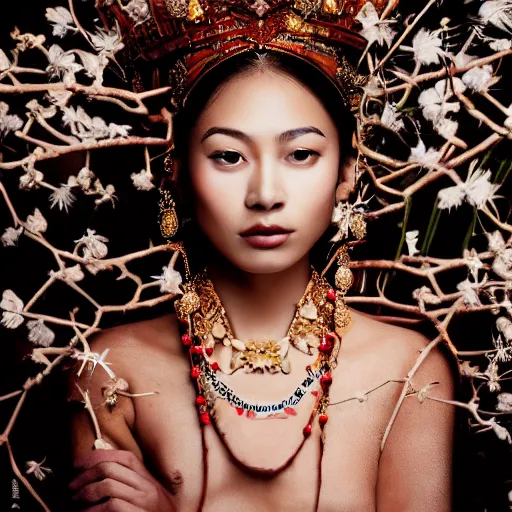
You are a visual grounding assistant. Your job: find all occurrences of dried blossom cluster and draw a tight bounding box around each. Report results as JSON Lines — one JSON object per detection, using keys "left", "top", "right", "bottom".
{"left": 0, "top": 1, "right": 511, "bottom": 509}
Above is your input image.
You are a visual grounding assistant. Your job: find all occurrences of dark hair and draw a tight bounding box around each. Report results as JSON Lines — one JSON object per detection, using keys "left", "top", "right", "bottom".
{"left": 169, "top": 50, "right": 356, "bottom": 275}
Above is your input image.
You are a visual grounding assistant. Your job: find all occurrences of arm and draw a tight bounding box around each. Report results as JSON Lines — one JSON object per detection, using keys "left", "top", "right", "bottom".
{"left": 67, "top": 333, "right": 175, "bottom": 512}
{"left": 376, "top": 340, "right": 456, "bottom": 512}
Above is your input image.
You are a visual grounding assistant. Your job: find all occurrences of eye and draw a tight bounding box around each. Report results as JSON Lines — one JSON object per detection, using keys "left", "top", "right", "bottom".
{"left": 289, "top": 149, "right": 320, "bottom": 164}
{"left": 208, "top": 151, "right": 243, "bottom": 166}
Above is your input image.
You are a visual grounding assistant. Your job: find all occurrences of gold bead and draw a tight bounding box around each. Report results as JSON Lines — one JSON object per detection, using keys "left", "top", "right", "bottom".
{"left": 161, "top": 208, "right": 179, "bottom": 239}
{"left": 349, "top": 213, "right": 367, "bottom": 240}
{"left": 322, "top": 0, "right": 338, "bottom": 14}
{"left": 187, "top": 0, "right": 204, "bottom": 21}
{"left": 335, "top": 266, "right": 353, "bottom": 294}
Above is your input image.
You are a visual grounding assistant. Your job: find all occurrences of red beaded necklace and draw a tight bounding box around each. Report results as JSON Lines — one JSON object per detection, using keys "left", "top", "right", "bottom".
{"left": 173, "top": 267, "right": 346, "bottom": 433}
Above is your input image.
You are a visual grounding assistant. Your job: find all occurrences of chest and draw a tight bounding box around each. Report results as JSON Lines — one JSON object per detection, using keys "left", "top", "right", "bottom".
{"left": 129, "top": 353, "right": 398, "bottom": 511}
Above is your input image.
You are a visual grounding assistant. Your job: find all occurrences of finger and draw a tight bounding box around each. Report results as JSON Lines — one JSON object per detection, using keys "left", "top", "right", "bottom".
{"left": 69, "top": 461, "right": 146, "bottom": 494}
{"left": 83, "top": 497, "right": 145, "bottom": 512}
{"left": 71, "top": 478, "right": 141, "bottom": 506}
{"left": 74, "top": 450, "right": 151, "bottom": 479}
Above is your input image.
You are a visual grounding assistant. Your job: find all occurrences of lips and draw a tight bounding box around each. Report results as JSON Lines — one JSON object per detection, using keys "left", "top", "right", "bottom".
{"left": 239, "top": 224, "right": 293, "bottom": 249}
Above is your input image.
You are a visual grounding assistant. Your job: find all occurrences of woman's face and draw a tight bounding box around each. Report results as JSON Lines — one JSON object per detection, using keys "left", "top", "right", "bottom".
{"left": 187, "top": 68, "right": 344, "bottom": 274}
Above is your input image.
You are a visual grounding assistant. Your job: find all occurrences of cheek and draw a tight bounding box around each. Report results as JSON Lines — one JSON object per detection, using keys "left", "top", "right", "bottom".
{"left": 289, "top": 167, "right": 338, "bottom": 222}
{"left": 189, "top": 162, "right": 242, "bottom": 232}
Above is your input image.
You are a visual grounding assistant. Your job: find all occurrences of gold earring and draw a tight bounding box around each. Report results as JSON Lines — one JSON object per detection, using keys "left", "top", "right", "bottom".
{"left": 334, "top": 245, "right": 353, "bottom": 336}
{"left": 159, "top": 188, "right": 179, "bottom": 240}
{"left": 349, "top": 212, "right": 367, "bottom": 240}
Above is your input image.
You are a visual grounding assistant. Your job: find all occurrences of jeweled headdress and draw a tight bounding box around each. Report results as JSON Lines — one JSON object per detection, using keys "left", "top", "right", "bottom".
{"left": 96, "top": 0, "right": 388, "bottom": 109}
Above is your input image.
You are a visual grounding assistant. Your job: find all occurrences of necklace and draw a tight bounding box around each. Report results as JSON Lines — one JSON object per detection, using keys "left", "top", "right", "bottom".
{"left": 175, "top": 267, "right": 342, "bottom": 375}
{"left": 173, "top": 267, "right": 350, "bottom": 432}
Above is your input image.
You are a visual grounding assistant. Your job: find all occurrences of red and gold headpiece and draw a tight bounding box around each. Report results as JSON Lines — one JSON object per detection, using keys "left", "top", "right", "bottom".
{"left": 96, "top": 0, "right": 388, "bottom": 110}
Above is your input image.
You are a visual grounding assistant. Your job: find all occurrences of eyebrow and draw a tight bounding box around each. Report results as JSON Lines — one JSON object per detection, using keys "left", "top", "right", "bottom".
{"left": 200, "top": 126, "right": 326, "bottom": 144}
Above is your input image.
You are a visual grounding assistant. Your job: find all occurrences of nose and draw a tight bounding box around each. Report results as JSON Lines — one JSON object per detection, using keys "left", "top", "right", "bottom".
{"left": 244, "top": 158, "right": 285, "bottom": 211}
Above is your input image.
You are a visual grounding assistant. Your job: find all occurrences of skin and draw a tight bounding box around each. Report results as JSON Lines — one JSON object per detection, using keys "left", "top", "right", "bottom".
{"left": 68, "top": 68, "right": 456, "bottom": 511}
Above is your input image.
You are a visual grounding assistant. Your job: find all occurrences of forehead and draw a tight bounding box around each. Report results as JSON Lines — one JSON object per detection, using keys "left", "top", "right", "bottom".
{"left": 192, "top": 70, "right": 337, "bottom": 138}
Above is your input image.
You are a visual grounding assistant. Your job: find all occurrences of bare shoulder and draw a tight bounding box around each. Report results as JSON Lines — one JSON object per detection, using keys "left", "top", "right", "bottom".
{"left": 88, "top": 313, "right": 181, "bottom": 358}
{"left": 67, "top": 314, "right": 181, "bottom": 414}
{"left": 346, "top": 309, "right": 457, "bottom": 390}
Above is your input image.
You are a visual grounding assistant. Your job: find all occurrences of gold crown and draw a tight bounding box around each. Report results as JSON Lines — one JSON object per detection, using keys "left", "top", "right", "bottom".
{"left": 97, "top": 0, "right": 388, "bottom": 110}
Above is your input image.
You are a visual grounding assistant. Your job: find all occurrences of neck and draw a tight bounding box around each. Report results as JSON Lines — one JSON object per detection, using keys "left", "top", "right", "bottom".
{"left": 207, "top": 255, "right": 312, "bottom": 341}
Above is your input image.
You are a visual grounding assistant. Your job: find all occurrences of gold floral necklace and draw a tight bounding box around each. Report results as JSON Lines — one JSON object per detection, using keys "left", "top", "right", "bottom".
{"left": 173, "top": 267, "right": 352, "bottom": 430}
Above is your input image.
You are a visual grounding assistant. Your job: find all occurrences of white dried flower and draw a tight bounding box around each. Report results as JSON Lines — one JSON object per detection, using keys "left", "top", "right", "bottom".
{"left": 0, "top": 49, "right": 11, "bottom": 72}
{"left": 1, "top": 227, "right": 23, "bottom": 247}
{"left": 408, "top": 140, "right": 441, "bottom": 170}
{"left": 49, "top": 185, "right": 76, "bottom": 213}
{"left": 75, "top": 167, "right": 95, "bottom": 190}
{"left": 1, "top": 290, "right": 24, "bottom": 329}
{"left": 73, "top": 348, "right": 114, "bottom": 378}
{"left": 19, "top": 168, "right": 44, "bottom": 190}
{"left": 465, "top": 169, "right": 500, "bottom": 209}
{"left": 131, "top": 170, "right": 155, "bottom": 191}
{"left": 493, "top": 333, "right": 512, "bottom": 362}
{"left": 151, "top": 266, "right": 183, "bottom": 294}
{"left": 62, "top": 105, "right": 131, "bottom": 142}
{"left": 355, "top": 2, "right": 396, "bottom": 47}
{"left": 435, "top": 77, "right": 467, "bottom": 97}
{"left": 437, "top": 163, "right": 500, "bottom": 211}
{"left": 456, "top": 279, "right": 481, "bottom": 306}
{"left": 479, "top": 0, "right": 512, "bottom": 33}
{"left": 75, "top": 50, "right": 109, "bottom": 86}
{"left": 412, "top": 286, "right": 442, "bottom": 308}
{"left": 497, "top": 392, "right": 512, "bottom": 412}
{"left": 27, "top": 319, "right": 55, "bottom": 347}
{"left": 463, "top": 248, "right": 484, "bottom": 280}
{"left": 437, "top": 185, "right": 466, "bottom": 211}
{"left": 124, "top": 0, "right": 151, "bottom": 24}
{"left": 493, "top": 246, "right": 512, "bottom": 280}
{"left": 418, "top": 80, "right": 462, "bottom": 139}
{"left": 107, "top": 122, "right": 131, "bottom": 138}
{"left": 94, "top": 182, "right": 117, "bottom": 207}
{"left": 24, "top": 209, "right": 46, "bottom": 236}
{"left": 26, "top": 99, "right": 57, "bottom": 120}
{"left": 362, "top": 76, "right": 382, "bottom": 97}
{"left": 0, "top": 101, "right": 23, "bottom": 138}
{"left": 46, "top": 89, "right": 73, "bottom": 107}
{"left": 489, "top": 37, "right": 512, "bottom": 51}
{"left": 485, "top": 361, "right": 501, "bottom": 392}
{"left": 491, "top": 419, "right": 512, "bottom": 443}
{"left": 462, "top": 65, "right": 499, "bottom": 92}
{"left": 459, "top": 360, "right": 480, "bottom": 378}
{"left": 411, "top": 28, "right": 445, "bottom": 65}
{"left": 89, "top": 28, "right": 124, "bottom": 55}
{"left": 75, "top": 229, "right": 109, "bottom": 260}
{"left": 46, "top": 44, "right": 83, "bottom": 83}
{"left": 380, "top": 102, "right": 404, "bottom": 131}
{"left": 51, "top": 264, "right": 85, "bottom": 283}
{"left": 497, "top": 316, "right": 512, "bottom": 342}
{"left": 405, "top": 230, "right": 420, "bottom": 256}
{"left": 486, "top": 230, "right": 507, "bottom": 253}
{"left": 45, "top": 7, "right": 76, "bottom": 38}
{"left": 26, "top": 457, "right": 53, "bottom": 481}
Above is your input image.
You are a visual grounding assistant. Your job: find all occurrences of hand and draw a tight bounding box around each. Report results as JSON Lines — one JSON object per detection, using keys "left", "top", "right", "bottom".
{"left": 69, "top": 449, "right": 175, "bottom": 511}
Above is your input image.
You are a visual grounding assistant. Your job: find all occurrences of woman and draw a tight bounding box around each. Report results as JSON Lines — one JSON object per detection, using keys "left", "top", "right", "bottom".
{"left": 66, "top": 48, "right": 456, "bottom": 512}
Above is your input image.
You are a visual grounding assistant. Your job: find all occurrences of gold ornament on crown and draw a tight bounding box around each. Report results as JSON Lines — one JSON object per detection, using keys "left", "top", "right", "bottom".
{"left": 96, "top": 0, "right": 392, "bottom": 112}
